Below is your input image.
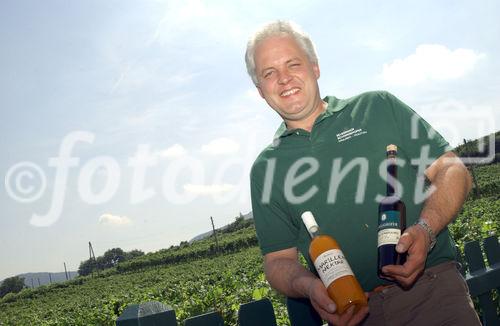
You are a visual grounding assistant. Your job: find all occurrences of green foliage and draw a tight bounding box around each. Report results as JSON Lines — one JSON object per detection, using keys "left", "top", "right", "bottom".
{"left": 453, "top": 131, "right": 500, "bottom": 163}
{"left": 450, "top": 198, "right": 499, "bottom": 247}
{"left": 125, "top": 249, "right": 145, "bottom": 260}
{"left": 78, "top": 248, "right": 145, "bottom": 276}
{"left": 116, "top": 227, "right": 258, "bottom": 273}
{"left": 101, "top": 248, "right": 126, "bottom": 268}
{"left": 449, "top": 163, "right": 500, "bottom": 254}
{"left": 77, "top": 259, "right": 95, "bottom": 277}
{"left": 0, "top": 276, "right": 25, "bottom": 298}
{"left": 470, "top": 163, "right": 500, "bottom": 198}
{"left": 221, "top": 215, "right": 254, "bottom": 234}
{"left": 0, "top": 247, "right": 289, "bottom": 325}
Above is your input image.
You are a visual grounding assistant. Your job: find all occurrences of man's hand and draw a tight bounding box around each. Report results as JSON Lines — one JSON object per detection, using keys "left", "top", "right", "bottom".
{"left": 264, "top": 249, "right": 368, "bottom": 325}
{"left": 308, "top": 278, "right": 369, "bottom": 326}
{"left": 381, "top": 224, "right": 430, "bottom": 288}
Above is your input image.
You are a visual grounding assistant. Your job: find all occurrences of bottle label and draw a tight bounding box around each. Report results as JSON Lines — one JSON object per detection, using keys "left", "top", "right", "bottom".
{"left": 378, "top": 210, "right": 401, "bottom": 247}
{"left": 313, "top": 249, "right": 354, "bottom": 288}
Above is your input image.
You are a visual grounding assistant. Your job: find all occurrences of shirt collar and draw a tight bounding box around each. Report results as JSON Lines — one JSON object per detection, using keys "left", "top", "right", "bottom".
{"left": 273, "top": 95, "right": 349, "bottom": 140}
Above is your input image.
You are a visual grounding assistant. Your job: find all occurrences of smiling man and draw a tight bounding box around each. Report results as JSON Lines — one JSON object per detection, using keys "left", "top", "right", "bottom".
{"left": 246, "top": 20, "right": 480, "bottom": 326}
{"left": 253, "top": 35, "right": 325, "bottom": 131}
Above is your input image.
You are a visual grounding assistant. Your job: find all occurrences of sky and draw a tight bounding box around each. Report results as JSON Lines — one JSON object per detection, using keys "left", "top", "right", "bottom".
{"left": 0, "top": 0, "right": 499, "bottom": 281}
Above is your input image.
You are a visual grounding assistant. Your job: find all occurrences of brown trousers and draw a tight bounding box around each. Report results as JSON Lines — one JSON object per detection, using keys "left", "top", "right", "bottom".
{"left": 361, "top": 261, "right": 481, "bottom": 326}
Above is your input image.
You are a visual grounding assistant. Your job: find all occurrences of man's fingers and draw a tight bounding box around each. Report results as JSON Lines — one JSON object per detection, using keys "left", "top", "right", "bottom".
{"left": 316, "top": 288, "right": 336, "bottom": 313}
{"left": 327, "top": 303, "right": 337, "bottom": 314}
{"left": 310, "top": 279, "right": 369, "bottom": 325}
{"left": 326, "top": 306, "right": 354, "bottom": 326}
{"left": 314, "top": 293, "right": 336, "bottom": 314}
{"left": 311, "top": 299, "right": 338, "bottom": 323}
{"left": 342, "top": 305, "right": 355, "bottom": 319}
{"left": 382, "top": 264, "right": 417, "bottom": 280}
{"left": 379, "top": 274, "right": 395, "bottom": 282}
{"left": 387, "top": 268, "right": 423, "bottom": 288}
{"left": 347, "top": 305, "right": 370, "bottom": 326}
{"left": 382, "top": 262, "right": 424, "bottom": 289}
{"left": 333, "top": 306, "right": 353, "bottom": 325}
{"left": 396, "top": 231, "right": 412, "bottom": 253}
{"left": 309, "top": 279, "right": 337, "bottom": 314}
{"left": 319, "top": 304, "right": 369, "bottom": 326}
{"left": 382, "top": 264, "right": 410, "bottom": 278}
{"left": 379, "top": 220, "right": 431, "bottom": 289}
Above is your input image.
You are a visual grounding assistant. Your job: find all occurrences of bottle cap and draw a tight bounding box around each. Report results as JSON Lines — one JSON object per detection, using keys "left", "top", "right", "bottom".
{"left": 301, "top": 211, "right": 319, "bottom": 235}
{"left": 386, "top": 144, "right": 397, "bottom": 152}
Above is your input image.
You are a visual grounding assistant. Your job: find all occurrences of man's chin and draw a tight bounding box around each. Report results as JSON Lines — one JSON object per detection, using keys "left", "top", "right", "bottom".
{"left": 279, "top": 103, "right": 306, "bottom": 114}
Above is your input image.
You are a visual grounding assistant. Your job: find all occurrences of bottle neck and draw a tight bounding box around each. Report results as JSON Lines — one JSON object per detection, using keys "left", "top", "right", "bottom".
{"left": 386, "top": 153, "right": 397, "bottom": 196}
{"left": 307, "top": 226, "right": 321, "bottom": 238}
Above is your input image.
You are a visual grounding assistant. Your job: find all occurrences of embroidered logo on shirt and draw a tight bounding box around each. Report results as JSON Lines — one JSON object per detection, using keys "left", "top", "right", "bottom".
{"left": 336, "top": 128, "right": 368, "bottom": 143}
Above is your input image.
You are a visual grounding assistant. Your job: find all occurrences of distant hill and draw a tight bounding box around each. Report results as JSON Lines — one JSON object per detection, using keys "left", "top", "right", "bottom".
{"left": 189, "top": 211, "right": 253, "bottom": 243}
{"left": 3, "top": 272, "right": 78, "bottom": 289}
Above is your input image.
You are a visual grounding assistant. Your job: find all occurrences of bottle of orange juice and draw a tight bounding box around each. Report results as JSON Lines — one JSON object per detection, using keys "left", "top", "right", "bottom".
{"left": 301, "top": 211, "right": 367, "bottom": 314}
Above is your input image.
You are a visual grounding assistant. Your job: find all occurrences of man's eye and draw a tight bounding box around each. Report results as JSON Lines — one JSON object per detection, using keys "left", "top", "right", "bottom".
{"left": 289, "top": 63, "right": 300, "bottom": 68}
{"left": 264, "top": 71, "right": 274, "bottom": 78}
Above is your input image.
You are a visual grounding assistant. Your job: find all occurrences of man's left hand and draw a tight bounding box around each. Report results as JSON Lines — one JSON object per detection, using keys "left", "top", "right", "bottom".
{"left": 381, "top": 224, "right": 430, "bottom": 288}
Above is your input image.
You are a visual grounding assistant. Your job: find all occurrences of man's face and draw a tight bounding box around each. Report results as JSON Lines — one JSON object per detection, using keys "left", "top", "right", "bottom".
{"left": 254, "top": 35, "right": 321, "bottom": 126}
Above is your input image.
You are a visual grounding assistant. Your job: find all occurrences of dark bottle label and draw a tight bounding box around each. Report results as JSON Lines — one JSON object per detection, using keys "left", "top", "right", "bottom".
{"left": 378, "top": 207, "right": 406, "bottom": 275}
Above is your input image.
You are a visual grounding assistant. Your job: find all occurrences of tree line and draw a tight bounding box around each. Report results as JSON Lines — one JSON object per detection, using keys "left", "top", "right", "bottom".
{"left": 0, "top": 276, "right": 25, "bottom": 298}
{"left": 78, "top": 248, "right": 144, "bottom": 276}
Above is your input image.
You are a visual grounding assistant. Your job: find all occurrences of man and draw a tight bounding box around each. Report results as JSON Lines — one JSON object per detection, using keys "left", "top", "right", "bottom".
{"left": 246, "top": 20, "right": 481, "bottom": 326}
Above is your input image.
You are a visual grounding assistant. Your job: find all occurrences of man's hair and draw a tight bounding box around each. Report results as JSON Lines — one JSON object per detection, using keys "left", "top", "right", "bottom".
{"left": 245, "top": 20, "right": 319, "bottom": 85}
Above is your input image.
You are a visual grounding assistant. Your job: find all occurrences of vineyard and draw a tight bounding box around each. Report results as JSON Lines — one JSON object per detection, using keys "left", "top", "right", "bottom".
{"left": 0, "top": 161, "right": 498, "bottom": 325}
{"left": 0, "top": 229, "right": 288, "bottom": 326}
{"left": 449, "top": 162, "right": 500, "bottom": 252}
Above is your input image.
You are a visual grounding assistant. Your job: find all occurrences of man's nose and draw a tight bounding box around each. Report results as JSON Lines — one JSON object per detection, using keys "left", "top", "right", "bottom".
{"left": 278, "top": 71, "right": 292, "bottom": 84}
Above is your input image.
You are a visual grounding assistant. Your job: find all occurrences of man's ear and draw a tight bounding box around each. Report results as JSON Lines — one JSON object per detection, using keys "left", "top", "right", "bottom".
{"left": 313, "top": 63, "right": 320, "bottom": 79}
{"left": 257, "top": 85, "right": 264, "bottom": 98}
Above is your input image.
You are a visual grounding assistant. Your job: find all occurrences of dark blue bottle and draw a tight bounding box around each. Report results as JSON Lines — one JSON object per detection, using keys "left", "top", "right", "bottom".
{"left": 378, "top": 144, "right": 407, "bottom": 277}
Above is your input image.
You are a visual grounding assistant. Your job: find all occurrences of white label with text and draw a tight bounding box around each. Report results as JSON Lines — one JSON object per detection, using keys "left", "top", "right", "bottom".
{"left": 378, "top": 228, "right": 401, "bottom": 247}
{"left": 314, "top": 249, "right": 354, "bottom": 288}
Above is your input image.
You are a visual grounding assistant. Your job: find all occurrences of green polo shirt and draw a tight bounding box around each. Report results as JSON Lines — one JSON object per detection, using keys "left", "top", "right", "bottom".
{"left": 250, "top": 91, "right": 457, "bottom": 291}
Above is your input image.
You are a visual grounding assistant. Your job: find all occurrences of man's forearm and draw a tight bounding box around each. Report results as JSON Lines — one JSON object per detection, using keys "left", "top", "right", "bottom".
{"left": 264, "top": 256, "right": 318, "bottom": 298}
{"left": 421, "top": 153, "right": 472, "bottom": 235}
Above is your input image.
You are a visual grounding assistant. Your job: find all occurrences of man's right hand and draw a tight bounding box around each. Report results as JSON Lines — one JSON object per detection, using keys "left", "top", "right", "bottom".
{"left": 263, "top": 249, "right": 369, "bottom": 325}
{"left": 308, "top": 278, "right": 369, "bottom": 326}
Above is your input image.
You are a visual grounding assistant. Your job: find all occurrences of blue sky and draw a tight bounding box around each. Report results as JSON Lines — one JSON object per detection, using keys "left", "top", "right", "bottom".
{"left": 1, "top": 0, "right": 498, "bottom": 281}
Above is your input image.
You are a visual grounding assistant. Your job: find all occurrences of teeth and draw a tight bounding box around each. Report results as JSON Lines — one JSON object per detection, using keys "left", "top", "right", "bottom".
{"left": 281, "top": 88, "right": 299, "bottom": 97}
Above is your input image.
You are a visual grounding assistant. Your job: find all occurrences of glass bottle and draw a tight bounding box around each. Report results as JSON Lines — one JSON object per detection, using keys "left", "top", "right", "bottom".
{"left": 301, "top": 211, "right": 367, "bottom": 315}
{"left": 378, "top": 144, "right": 407, "bottom": 277}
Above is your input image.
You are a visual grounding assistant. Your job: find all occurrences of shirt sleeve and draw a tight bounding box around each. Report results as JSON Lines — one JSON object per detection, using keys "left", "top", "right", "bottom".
{"left": 250, "top": 156, "right": 300, "bottom": 255}
{"left": 381, "top": 91, "right": 451, "bottom": 163}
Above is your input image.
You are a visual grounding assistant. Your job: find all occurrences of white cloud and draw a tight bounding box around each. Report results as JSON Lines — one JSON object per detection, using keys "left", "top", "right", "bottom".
{"left": 415, "top": 99, "right": 497, "bottom": 148}
{"left": 201, "top": 138, "right": 240, "bottom": 155}
{"left": 157, "top": 144, "right": 187, "bottom": 159}
{"left": 382, "top": 44, "right": 485, "bottom": 86}
{"left": 99, "top": 214, "right": 132, "bottom": 226}
{"left": 183, "top": 183, "right": 235, "bottom": 195}
{"left": 129, "top": 144, "right": 187, "bottom": 167}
